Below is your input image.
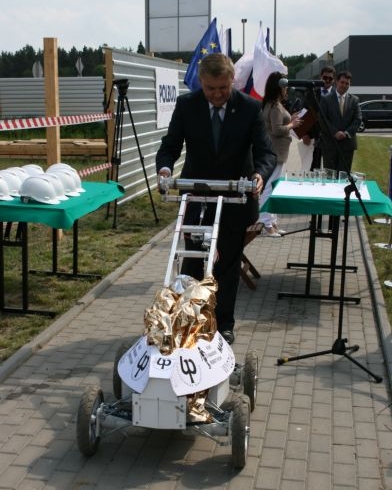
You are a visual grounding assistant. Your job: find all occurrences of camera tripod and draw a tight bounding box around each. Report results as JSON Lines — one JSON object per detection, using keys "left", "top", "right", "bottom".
{"left": 277, "top": 86, "right": 382, "bottom": 383}
{"left": 106, "top": 78, "right": 159, "bottom": 228}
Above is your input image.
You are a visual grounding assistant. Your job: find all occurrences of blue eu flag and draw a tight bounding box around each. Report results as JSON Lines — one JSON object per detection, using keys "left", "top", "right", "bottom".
{"left": 184, "top": 18, "right": 221, "bottom": 92}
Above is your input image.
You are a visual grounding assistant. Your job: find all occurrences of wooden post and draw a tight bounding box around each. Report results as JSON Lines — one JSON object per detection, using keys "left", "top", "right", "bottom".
{"left": 44, "top": 37, "right": 61, "bottom": 165}
{"left": 104, "top": 47, "right": 114, "bottom": 166}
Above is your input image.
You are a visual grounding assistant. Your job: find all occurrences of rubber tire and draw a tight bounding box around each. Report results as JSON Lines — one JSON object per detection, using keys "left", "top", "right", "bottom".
{"left": 231, "top": 394, "right": 251, "bottom": 469}
{"left": 243, "top": 350, "right": 258, "bottom": 412}
{"left": 76, "top": 385, "right": 103, "bottom": 457}
{"left": 113, "top": 337, "right": 139, "bottom": 400}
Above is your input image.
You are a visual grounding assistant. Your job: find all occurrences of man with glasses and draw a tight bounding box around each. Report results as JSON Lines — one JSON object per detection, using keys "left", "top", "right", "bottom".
{"left": 302, "top": 66, "right": 336, "bottom": 170}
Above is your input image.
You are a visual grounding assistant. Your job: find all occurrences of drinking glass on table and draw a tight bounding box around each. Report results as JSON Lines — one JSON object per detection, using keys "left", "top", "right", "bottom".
{"left": 352, "top": 172, "right": 366, "bottom": 190}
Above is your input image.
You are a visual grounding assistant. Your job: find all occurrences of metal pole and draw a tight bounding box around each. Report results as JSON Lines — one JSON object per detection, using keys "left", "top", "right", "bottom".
{"left": 274, "top": 0, "right": 277, "bottom": 54}
{"left": 241, "top": 19, "right": 247, "bottom": 54}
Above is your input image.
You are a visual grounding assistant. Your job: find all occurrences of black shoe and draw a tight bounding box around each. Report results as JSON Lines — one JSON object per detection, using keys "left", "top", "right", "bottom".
{"left": 221, "top": 330, "right": 235, "bottom": 345}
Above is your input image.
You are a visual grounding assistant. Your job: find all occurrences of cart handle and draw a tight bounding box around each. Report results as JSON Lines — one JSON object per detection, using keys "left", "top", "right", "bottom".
{"left": 159, "top": 177, "right": 256, "bottom": 196}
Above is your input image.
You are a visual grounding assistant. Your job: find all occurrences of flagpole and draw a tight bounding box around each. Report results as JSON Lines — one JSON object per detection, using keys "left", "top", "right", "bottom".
{"left": 273, "top": 0, "right": 277, "bottom": 54}
{"left": 241, "top": 18, "right": 247, "bottom": 54}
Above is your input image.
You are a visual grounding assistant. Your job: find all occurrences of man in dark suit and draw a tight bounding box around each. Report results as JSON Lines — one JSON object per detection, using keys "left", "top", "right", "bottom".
{"left": 156, "top": 53, "right": 276, "bottom": 344}
{"left": 319, "top": 70, "right": 362, "bottom": 173}
{"left": 301, "top": 66, "right": 336, "bottom": 170}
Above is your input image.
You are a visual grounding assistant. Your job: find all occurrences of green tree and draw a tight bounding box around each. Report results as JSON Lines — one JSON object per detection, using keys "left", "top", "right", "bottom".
{"left": 137, "top": 42, "right": 145, "bottom": 54}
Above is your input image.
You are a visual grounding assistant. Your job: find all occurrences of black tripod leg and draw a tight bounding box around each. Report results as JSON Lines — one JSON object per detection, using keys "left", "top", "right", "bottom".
{"left": 277, "top": 348, "right": 333, "bottom": 365}
{"left": 343, "top": 352, "right": 383, "bottom": 383}
{"left": 125, "top": 97, "right": 159, "bottom": 224}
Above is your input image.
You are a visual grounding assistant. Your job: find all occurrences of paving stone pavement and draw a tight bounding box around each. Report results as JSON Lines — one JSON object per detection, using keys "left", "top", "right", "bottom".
{"left": 0, "top": 142, "right": 392, "bottom": 490}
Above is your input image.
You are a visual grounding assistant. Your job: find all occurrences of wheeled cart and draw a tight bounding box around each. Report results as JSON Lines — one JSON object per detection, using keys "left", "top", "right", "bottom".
{"left": 76, "top": 178, "right": 259, "bottom": 469}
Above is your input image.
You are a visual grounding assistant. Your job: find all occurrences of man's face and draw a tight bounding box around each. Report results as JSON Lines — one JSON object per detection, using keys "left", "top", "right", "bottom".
{"left": 336, "top": 76, "right": 351, "bottom": 95}
{"left": 200, "top": 73, "right": 233, "bottom": 107}
{"left": 321, "top": 72, "right": 334, "bottom": 90}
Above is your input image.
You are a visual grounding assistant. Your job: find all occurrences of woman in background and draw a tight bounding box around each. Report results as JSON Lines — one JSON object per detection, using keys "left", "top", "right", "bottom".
{"left": 259, "top": 71, "right": 302, "bottom": 237}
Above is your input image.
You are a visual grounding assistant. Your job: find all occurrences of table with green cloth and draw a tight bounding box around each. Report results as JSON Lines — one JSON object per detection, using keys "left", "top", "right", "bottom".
{"left": 0, "top": 181, "right": 124, "bottom": 229}
{"left": 0, "top": 181, "right": 124, "bottom": 315}
{"left": 262, "top": 179, "right": 392, "bottom": 216}
{"left": 261, "top": 179, "right": 392, "bottom": 302}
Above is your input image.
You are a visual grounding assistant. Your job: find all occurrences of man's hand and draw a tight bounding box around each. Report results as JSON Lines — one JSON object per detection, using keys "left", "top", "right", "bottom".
{"left": 302, "top": 134, "right": 312, "bottom": 146}
{"left": 157, "top": 168, "right": 171, "bottom": 193}
{"left": 334, "top": 131, "right": 346, "bottom": 140}
{"left": 251, "top": 173, "right": 263, "bottom": 198}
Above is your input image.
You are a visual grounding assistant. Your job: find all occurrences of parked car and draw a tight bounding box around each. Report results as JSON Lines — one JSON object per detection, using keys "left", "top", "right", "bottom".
{"left": 358, "top": 99, "right": 392, "bottom": 132}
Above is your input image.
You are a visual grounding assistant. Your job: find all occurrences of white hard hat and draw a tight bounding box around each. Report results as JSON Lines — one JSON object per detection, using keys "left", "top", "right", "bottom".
{"left": 45, "top": 169, "right": 80, "bottom": 197}
{"left": 0, "top": 174, "right": 14, "bottom": 201}
{"left": 22, "top": 164, "right": 44, "bottom": 176}
{"left": 48, "top": 163, "right": 75, "bottom": 173}
{"left": 20, "top": 175, "right": 61, "bottom": 205}
{"left": 5, "top": 167, "right": 29, "bottom": 182}
{"left": 48, "top": 163, "right": 85, "bottom": 192}
{"left": 43, "top": 173, "right": 69, "bottom": 201}
{"left": 46, "top": 165, "right": 85, "bottom": 196}
{"left": 0, "top": 170, "right": 23, "bottom": 196}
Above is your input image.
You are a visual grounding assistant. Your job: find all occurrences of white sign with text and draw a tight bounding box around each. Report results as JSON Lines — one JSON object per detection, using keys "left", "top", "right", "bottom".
{"left": 155, "top": 67, "right": 178, "bottom": 129}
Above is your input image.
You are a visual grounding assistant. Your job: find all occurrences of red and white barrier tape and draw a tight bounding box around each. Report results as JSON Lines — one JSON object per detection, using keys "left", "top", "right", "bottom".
{"left": 0, "top": 112, "right": 114, "bottom": 131}
{"left": 78, "top": 162, "right": 112, "bottom": 178}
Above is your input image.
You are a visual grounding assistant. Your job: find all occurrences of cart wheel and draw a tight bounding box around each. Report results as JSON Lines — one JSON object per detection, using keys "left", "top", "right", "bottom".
{"left": 113, "top": 337, "right": 139, "bottom": 400}
{"left": 243, "top": 350, "right": 258, "bottom": 412}
{"left": 231, "top": 394, "right": 251, "bottom": 469}
{"left": 76, "top": 385, "right": 103, "bottom": 457}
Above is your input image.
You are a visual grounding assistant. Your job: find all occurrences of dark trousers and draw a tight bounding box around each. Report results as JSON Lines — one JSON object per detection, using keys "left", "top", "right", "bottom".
{"left": 310, "top": 145, "right": 322, "bottom": 171}
{"left": 322, "top": 146, "right": 354, "bottom": 173}
{"left": 180, "top": 199, "right": 256, "bottom": 332}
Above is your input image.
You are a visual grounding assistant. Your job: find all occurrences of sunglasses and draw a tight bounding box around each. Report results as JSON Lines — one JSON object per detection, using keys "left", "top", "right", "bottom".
{"left": 322, "top": 76, "right": 333, "bottom": 82}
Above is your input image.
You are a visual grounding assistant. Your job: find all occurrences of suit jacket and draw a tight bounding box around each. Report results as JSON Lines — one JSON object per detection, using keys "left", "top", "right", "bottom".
{"left": 156, "top": 88, "right": 276, "bottom": 184}
{"left": 319, "top": 90, "right": 362, "bottom": 152}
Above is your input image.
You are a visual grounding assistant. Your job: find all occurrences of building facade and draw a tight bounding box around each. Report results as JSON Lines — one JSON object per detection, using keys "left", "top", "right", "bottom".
{"left": 296, "top": 35, "right": 392, "bottom": 102}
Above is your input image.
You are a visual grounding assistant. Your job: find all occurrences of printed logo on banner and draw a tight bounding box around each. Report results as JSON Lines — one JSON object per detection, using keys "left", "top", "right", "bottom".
{"left": 118, "top": 336, "right": 150, "bottom": 393}
{"left": 177, "top": 354, "right": 202, "bottom": 388}
{"left": 155, "top": 67, "right": 179, "bottom": 129}
{"left": 149, "top": 347, "right": 176, "bottom": 379}
{"left": 170, "top": 333, "right": 235, "bottom": 396}
{"left": 132, "top": 350, "right": 150, "bottom": 380}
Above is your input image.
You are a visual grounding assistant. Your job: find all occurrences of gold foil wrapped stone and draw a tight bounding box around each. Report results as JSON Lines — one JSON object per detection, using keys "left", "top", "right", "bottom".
{"left": 186, "top": 390, "right": 213, "bottom": 423}
{"left": 144, "top": 274, "right": 218, "bottom": 354}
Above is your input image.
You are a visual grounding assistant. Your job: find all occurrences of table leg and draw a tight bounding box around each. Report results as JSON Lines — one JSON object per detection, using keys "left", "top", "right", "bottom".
{"left": 278, "top": 214, "right": 360, "bottom": 303}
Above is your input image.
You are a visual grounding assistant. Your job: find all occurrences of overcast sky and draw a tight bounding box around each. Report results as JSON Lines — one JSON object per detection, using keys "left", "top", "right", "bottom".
{"left": 1, "top": 0, "right": 389, "bottom": 58}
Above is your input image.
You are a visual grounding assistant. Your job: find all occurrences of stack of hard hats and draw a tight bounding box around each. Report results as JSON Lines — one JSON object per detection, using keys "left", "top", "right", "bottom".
{"left": 0, "top": 162, "right": 85, "bottom": 205}
{"left": 46, "top": 163, "right": 85, "bottom": 196}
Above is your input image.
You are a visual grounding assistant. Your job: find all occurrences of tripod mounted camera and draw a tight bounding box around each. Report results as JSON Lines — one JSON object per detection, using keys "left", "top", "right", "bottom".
{"left": 106, "top": 78, "right": 159, "bottom": 228}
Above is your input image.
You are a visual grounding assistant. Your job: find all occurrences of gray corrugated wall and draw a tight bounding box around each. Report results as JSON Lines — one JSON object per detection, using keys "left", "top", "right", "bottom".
{"left": 0, "top": 77, "right": 104, "bottom": 117}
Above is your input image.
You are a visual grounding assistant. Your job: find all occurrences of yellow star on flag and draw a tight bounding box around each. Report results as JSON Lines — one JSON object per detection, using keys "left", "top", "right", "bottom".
{"left": 201, "top": 47, "right": 208, "bottom": 55}
{"left": 209, "top": 42, "right": 218, "bottom": 49}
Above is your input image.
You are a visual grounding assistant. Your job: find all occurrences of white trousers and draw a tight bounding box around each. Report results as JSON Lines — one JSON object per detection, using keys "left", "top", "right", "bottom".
{"left": 258, "top": 162, "right": 283, "bottom": 228}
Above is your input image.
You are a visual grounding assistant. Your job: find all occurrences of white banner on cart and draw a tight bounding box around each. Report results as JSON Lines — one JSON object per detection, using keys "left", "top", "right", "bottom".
{"left": 117, "top": 332, "right": 235, "bottom": 396}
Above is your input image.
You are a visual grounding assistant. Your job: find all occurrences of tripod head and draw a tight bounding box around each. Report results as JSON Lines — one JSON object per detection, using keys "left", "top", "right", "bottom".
{"left": 113, "top": 78, "right": 129, "bottom": 97}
